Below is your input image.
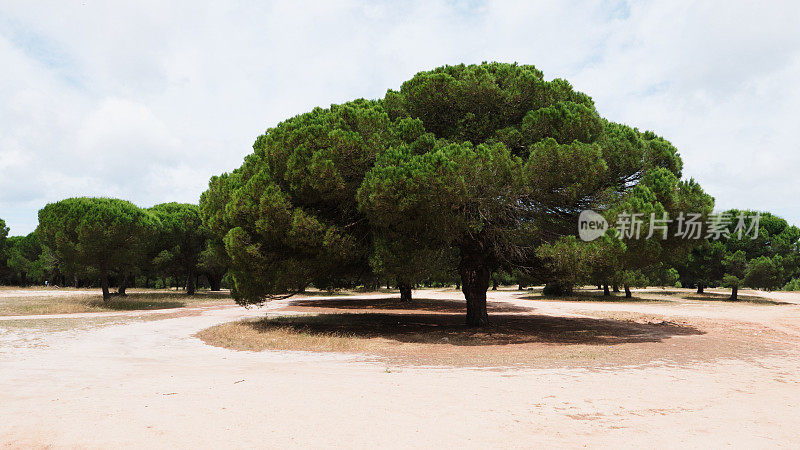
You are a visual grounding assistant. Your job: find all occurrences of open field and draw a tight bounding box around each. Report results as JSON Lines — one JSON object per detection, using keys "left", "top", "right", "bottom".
{"left": 3, "top": 286, "right": 800, "bottom": 447}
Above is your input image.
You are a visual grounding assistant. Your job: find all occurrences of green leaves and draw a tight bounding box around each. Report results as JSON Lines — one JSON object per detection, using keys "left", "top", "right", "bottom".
{"left": 202, "top": 62, "right": 708, "bottom": 309}
{"left": 744, "top": 255, "right": 783, "bottom": 290}
{"left": 37, "top": 198, "right": 158, "bottom": 289}
{"left": 387, "top": 63, "right": 550, "bottom": 144}
{"left": 148, "top": 203, "right": 206, "bottom": 282}
{"left": 522, "top": 101, "right": 603, "bottom": 145}
{"left": 201, "top": 100, "right": 397, "bottom": 303}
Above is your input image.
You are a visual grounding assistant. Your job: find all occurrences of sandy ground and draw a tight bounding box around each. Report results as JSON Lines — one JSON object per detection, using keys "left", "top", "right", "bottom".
{"left": 2, "top": 287, "right": 800, "bottom": 448}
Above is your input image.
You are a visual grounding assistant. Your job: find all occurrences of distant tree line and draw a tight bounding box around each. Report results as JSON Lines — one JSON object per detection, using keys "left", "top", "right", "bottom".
{"left": 675, "top": 210, "right": 800, "bottom": 299}
{"left": 0, "top": 201, "right": 229, "bottom": 302}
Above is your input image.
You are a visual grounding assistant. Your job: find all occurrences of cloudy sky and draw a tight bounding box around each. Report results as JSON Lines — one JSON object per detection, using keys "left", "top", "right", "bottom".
{"left": 1, "top": 0, "right": 799, "bottom": 235}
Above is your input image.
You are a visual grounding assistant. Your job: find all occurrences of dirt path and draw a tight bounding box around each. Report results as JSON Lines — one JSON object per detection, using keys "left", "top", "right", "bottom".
{"left": 2, "top": 289, "right": 800, "bottom": 448}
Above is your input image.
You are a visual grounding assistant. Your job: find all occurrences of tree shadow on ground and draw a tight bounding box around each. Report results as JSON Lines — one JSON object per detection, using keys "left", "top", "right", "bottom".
{"left": 682, "top": 293, "right": 789, "bottom": 305}
{"left": 520, "top": 293, "right": 669, "bottom": 303}
{"left": 252, "top": 312, "right": 703, "bottom": 346}
{"left": 288, "top": 297, "right": 530, "bottom": 313}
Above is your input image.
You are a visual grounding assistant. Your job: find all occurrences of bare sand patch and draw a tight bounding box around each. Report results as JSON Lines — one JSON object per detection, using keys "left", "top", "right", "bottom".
{"left": 3, "top": 287, "right": 800, "bottom": 447}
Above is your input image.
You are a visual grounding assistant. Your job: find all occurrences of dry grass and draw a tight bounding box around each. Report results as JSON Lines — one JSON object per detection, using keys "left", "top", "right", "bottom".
{"left": 521, "top": 286, "right": 788, "bottom": 305}
{"left": 195, "top": 307, "right": 766, "bottom": 369}
{"left": 196, "top": 315, "right": 370, "bottom": 354}
{"left": 0, "top": 309, "right": 201, "bottom": 333}
{"left": 197, "top": 290, "right": 800, "bottom": 368}
{"left": 0, "top": 288, "right": 233, "bottom": 316}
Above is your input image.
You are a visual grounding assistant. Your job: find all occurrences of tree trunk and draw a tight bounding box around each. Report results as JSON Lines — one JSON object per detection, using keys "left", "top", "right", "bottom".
{"left": 398, "top": 281, "right": 412, "bottom": 302}
{"left": 730, "top": 286, "right": 738, "bottom": 301}
{"left": 612, "top": 284, "right": 620, "bottom": 292}
{"left": 73, "top": 275, "right": 79, "bottom": 289}
{"left": 624, "top": 284, "right": 632, "bottom": 298}
{"left": 697, "top": 284, "right": 704, "bottom": 294}
{"left": 603, "top": 284, "right": 610, "bottom": 296}
{"left": 597, "top": 284, "right": 602, "bottom": 290}
{"left": 459, "top": 243, "right": 490, "bottom": 327}
{"left": 117, "top": 274, "right": 128, "bottom": 296}
{"left": 186, "top": 268, "right": 196, "bottom": 296}
{"left": 207, "top": 272, "right": 223, "bottom": 291}
{"left": 492, "top": 278, "right": 498, "bottom": 290}
{"left": 100, "top": 266, "right": 111, "bottom": 303}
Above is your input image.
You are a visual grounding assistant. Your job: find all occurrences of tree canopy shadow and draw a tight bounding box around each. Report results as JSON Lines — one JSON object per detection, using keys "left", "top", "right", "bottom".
{"left": 682, "top": 293, "right": 789, "bottom": 305}
{"left": 251, "top": 312, "right": 703, "bottom": 347}
{"left": 287, "top": 297, "right": 530, "bottom": 313}
{"left": 520, "top": 293, "right": 669, "bottom": 304}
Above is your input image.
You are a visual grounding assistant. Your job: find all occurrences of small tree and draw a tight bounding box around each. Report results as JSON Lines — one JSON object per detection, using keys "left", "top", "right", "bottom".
{"left": 0, "top": 218, "right": 9, "bottom": 283}
{"left": 198, "top": 240, "right": 228, "bottom": 291}
{"left": 744, "top": 256, "right": 782, "bottom": 291}
{"left": 149, "top": 203, "right": 206, "bottom": 295}
{"left": 38, "top": 198, "right": 158, "bottom": 301}
{"left": 605, "top": 169, "right": 713, "bottom": 297}
{"left": 682, "top": 241, "right": 725, "bottom": 294}
{"left": 5, "top": 233, "right": 42, "bottom": 286}
{"left": 649, "top": 264, "right": 680, "bottom": 289}
{"left": 722, "top": 250, "right": 747, "bottom": 300}
{"left": 537, "top": 236, "right": 597, "bottom": 295}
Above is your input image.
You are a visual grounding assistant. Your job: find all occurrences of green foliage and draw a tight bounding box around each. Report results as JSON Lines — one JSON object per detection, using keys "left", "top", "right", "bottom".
{"left": 37, "top": 197, "right": 158, "bottom": 297}
{"left": 650, "top": 265, "right": 680, "bottom": 288}
{"left": 200, "top": 100, "right": 424, "bottom": 304}
{"left": 744, "top": 256, "right": 783, "bottom": 291}
{"left": 148, "top": 203, "right": 207, "bottom": 294}
{"left": 0, "top": 217, "right": 7, "bottom": 246}
{"left": 602, "top": 168, "right": 714, "bottom": 292}
{"left": 619, "top": 269, "right": 649, "bottom": 289}
{"left": 359, "top": 141, "right": 526, "bottom": 264}
{"left": 201, "top": 62, "right": 704, "bottom": 323}
{"left": 783, "top": 278, "right": 800, "bottom": 291}
{"left": 5, "top": 233, "right": 41, "bottom": 285}
{"left": 385, "top": 63, "right": 552, "bottom": 147}
{"left": 722, "top": 250, "right": 747, "bottom": 287}
{"left": 683, "top": 241, "right": 726, "bottom": 289}
{"left": 678, "top": 210, "right": 800, "bottom": 292}
{"left": 536, "top": 236, "right": 596, "bottom": 293}
{"left": 0, "top": 217, "right": 8, "bottom": 282}
{"left": 723, "top": 210, "right": 799, "bottom": 261}
{"left": 522, "top": 101, "right": 603, "bottom": 145}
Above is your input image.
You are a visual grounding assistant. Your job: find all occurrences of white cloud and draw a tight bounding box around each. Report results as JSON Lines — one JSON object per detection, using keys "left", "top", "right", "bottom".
{"left": 0, "top": 0, "right": 799, "bottom": 235}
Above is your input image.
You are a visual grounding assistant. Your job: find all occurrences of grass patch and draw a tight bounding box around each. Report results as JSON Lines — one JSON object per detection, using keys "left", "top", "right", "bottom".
{"left": 681, "top": 293, "right": 789, "bottom": 305}
{"left": 522, "top": 291, "right": 669, "bottom": 304}
{"left": 0, "top": 289, "right": 233, "bottom": 316}
{"left": 519, "top": 287, "right": 785, "bottom": 305}
{"left": 197, "top": 316, "right": 368, "bottom": 353}
{"left": 196, "top": 311, "right": 704, "bottom": 368}
{"left": 0, "top": 311, "right": 195, "bottom": 332}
